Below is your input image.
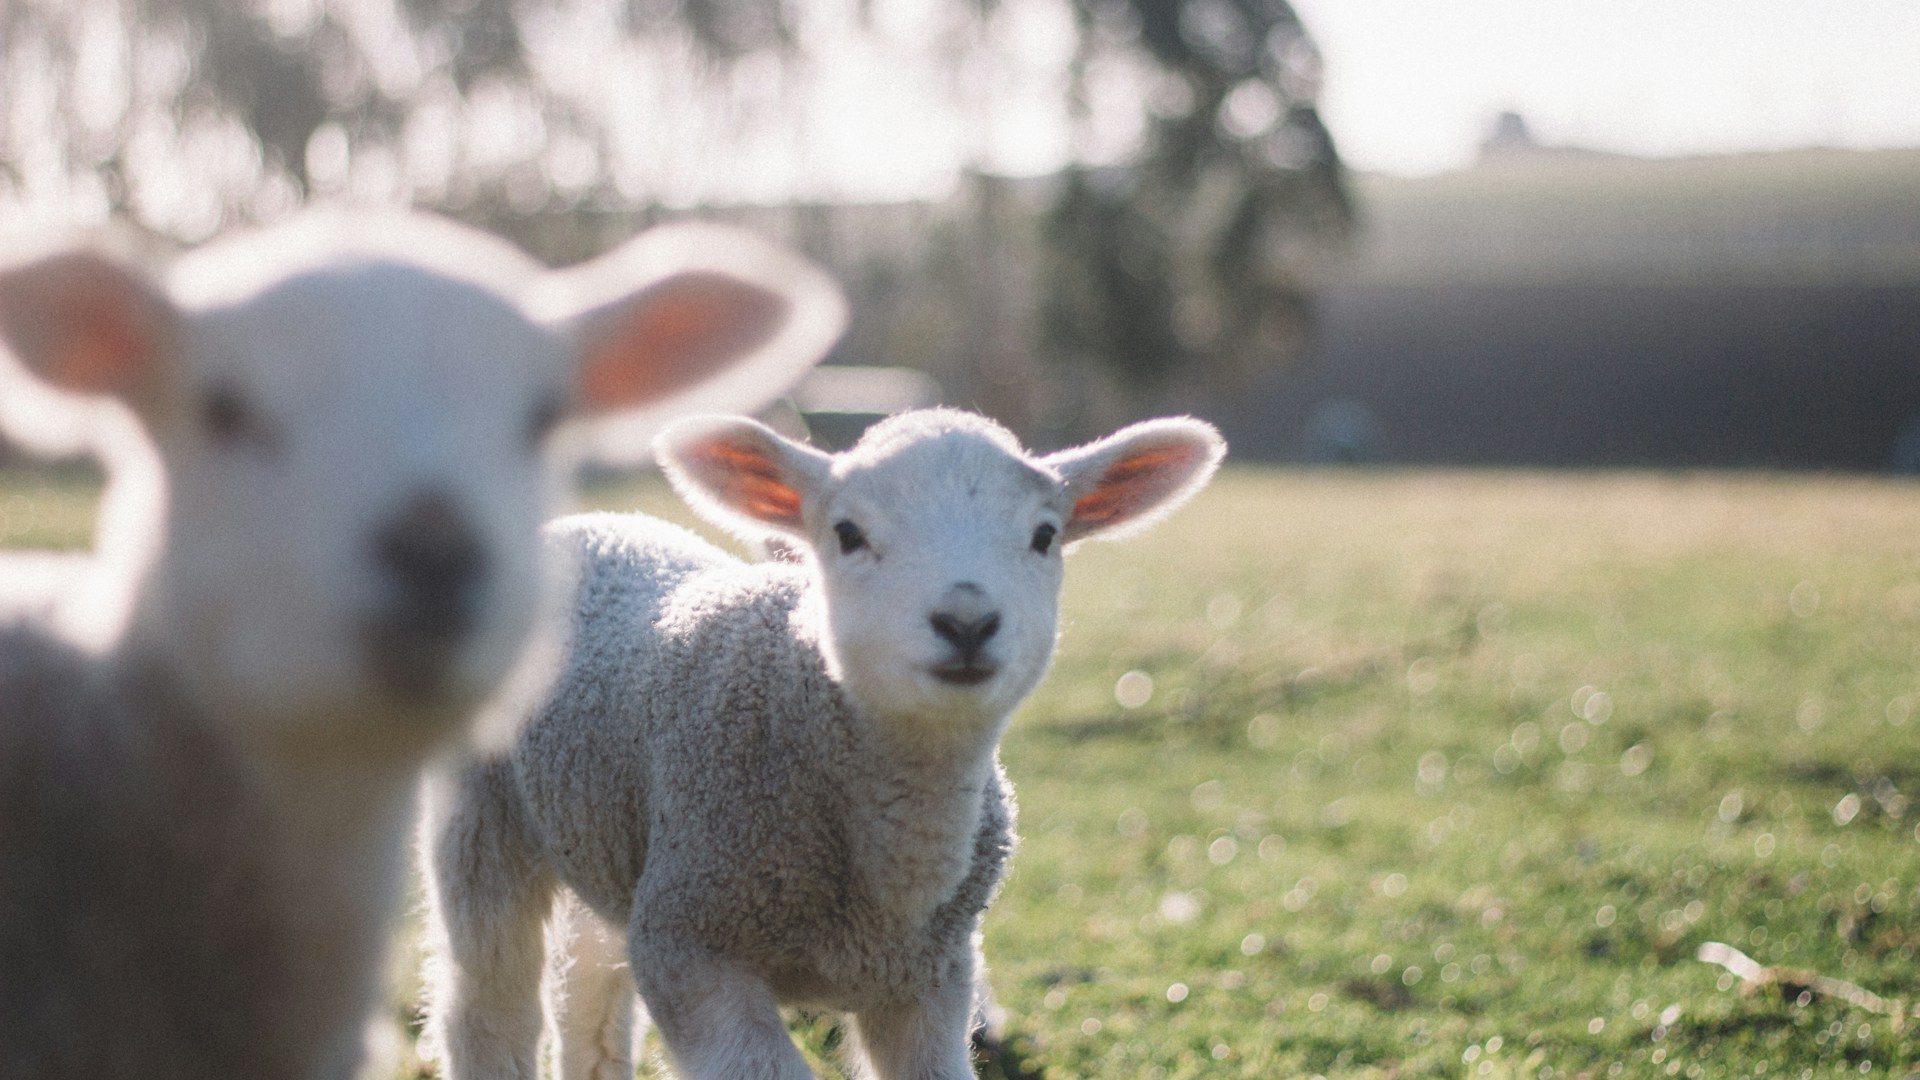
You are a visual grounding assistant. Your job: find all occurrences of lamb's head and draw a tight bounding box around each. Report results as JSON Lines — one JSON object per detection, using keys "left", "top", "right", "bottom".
{"left": 0, "top": 213, "right": 843, "bottom": 745}
{"left": 658, "top": 408, "right": 1224, "bottom": 731}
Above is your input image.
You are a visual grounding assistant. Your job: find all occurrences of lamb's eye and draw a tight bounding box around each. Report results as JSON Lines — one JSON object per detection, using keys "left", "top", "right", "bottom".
{"left": 202, "top": 385, "right": 269, "bottom": 448}
{"left": 1031, "top": 523, "right": 1057, "bottom": 555}
{"left": 526, "top": 396, "right": 565, "bottom": 449}
{"left": 834, "top": 520, "right": 867, "bottom": 554}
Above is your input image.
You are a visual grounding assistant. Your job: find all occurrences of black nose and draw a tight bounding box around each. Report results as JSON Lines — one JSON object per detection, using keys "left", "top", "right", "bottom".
{"left": 370, "top": 491, "right": 487, "bottom": 641}
{"left": 929, "top": 610, "right": 1001, "bottom": 658}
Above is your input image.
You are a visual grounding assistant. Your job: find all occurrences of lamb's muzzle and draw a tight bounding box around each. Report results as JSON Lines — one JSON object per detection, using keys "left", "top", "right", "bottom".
{"left": 363, "top": 489, "right": 492, "bottom": 695}
{"left": 928, "top": 582, "right": 1001, "bottom": 684}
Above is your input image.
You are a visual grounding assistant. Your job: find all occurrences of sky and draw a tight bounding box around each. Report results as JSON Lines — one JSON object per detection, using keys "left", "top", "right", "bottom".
{"left": 6, "top": 0, "right": 1918, "bottom": 224}
{"left": 758, "top": 0, "right": 1920, "bottom": 200}
{"left": 1288, "top": 0, "right": 1920, "bottom": 174}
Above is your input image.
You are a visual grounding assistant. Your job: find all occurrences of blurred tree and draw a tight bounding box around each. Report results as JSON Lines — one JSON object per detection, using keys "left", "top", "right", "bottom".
{"left": 1045, "top": 0, "right": 1352, "bottom": 405}
{"left": 0, "top": 0, "right": 1347, "bottom": 411}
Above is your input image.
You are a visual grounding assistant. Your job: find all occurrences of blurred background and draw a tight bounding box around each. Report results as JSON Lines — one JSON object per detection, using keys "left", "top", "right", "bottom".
{"left": 5, "top": 0, "right": 1913, "bottom": 468}
{"left": 7, "top": 5, "right": 1920, "bottom": 1078}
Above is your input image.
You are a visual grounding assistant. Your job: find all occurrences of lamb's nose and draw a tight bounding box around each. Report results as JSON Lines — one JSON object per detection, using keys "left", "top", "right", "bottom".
{"left": 930, "top": 610, "right": 1001, "bottom": 653}
{"left": 929, "top": 583, "right": 1001, "bottom": 657}
{"left": 370, "top": 490, "right": 487, "bottom": 641}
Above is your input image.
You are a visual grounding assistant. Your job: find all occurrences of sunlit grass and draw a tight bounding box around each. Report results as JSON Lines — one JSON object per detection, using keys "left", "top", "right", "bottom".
{"left": 7, "top": 466, "right": 1920, "bottom": 1077}
{"left": 0, "top": 467, "right": 101, "bottom": 550}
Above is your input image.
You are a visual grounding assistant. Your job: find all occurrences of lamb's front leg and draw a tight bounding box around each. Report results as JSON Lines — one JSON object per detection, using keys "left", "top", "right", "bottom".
{"left": 849, "top": 980, "right": 978, "bottom": 1080}
{"left": 629, "top": 931, "right": 810, "bottom": 1080}
{"left": 545, "top": 892, "right": 639, "bottom": 1080}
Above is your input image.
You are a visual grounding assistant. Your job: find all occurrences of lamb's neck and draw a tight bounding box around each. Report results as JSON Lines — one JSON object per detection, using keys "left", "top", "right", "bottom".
{"left": 799, "top": 594, "right": 997, "bottom": 913}
{"left": 247, "top": 739, "right": 421, "bottom": 881}
{"left": 238, "top": 726, "right": 427, "bottom": 1078}
{"left": 118, "top": 628, "right": 422, "bottom": 1073}
{"left": 120, "top": 601, "right": 428, "bottom": 855}
{"left": 842, "top": 705, "right": 1006, "bottom": 927}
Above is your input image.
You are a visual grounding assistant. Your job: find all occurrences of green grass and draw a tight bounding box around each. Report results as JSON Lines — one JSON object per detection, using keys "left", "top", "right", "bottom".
{"left": 10, "top": 467, "right": 1920, "bottom": 1078}
{"left": 0, "top": 466, "right": 102, "bottom": 549}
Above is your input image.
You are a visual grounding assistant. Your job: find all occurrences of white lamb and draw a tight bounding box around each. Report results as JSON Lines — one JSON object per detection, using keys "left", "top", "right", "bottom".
{"left": 422, "top": 407, "right": 1225, "bottom": 1080}
{"left": 0, "top": 211, "right": 843, "bottom": 1079}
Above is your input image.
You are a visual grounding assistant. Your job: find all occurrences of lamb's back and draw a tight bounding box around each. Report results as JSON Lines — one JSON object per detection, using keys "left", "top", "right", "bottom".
{"left": 512, "top": 512, "right": 826, "bottom": 918}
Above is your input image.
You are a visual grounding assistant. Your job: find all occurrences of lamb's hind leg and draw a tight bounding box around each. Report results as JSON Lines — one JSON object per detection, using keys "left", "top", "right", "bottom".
{"left": 545, "top": 891, "right": 639, "bottom": 1080}
{"left": 421, "top": 761, "right": 556, "bottom": 1080}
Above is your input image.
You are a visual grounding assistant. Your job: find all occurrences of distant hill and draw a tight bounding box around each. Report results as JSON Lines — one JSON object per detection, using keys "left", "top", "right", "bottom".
{"left": 1343, "top": 147, "right": 1920, "bottom": 286}
{"left": 1217, "top": 148, "right": 1920, "bottom": 470}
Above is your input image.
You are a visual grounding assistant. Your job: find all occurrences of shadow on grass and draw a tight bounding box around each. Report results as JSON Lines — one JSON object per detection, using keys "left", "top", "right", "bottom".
{"left": 1038, "top": 615, "right": 1482, "bottom": 748}
{"left": 1781, "top": 758, "right": 1920, "bottom": 790}
{"left": 972, "top": 1027, "right": 1048, "bottom": 1080}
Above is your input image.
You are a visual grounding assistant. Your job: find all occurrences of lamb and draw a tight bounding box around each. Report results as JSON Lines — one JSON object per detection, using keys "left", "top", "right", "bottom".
{"left": 422, "top": 407, "right": 1225, "bottom": 1080}
{"left": 0, "top": 211, "right": 844, "bottom": 1079}
{"left": 0, "top": 551, "right": 84, "bottom": 620}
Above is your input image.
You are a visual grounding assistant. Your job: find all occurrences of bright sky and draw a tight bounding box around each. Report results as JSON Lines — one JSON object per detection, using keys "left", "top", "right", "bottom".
{"left": 8, "top": 0, "right": 1918, "bottom": 226}
{"left": 763, "top": 0, "right": 1920, "bottom": 200}
{"left": 1289, "top": 0, "right": 1920, "bottom": 174}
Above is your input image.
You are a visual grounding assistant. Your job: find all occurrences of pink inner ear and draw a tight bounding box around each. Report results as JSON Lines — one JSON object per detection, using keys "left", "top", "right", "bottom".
{"left": 54, "top": 309, "right": 146, "bottom": 394}
{"left": 687, "top": 433, "right": 804, "bottom": 525}
{"left": 0, "top": 254, "right": 164, "bottom": 396}
{"left": 1071, "top": 443, "right": 1200, "bottom": 528}
{"left": 578, "top": 272, "right": 791, "bottom": 412}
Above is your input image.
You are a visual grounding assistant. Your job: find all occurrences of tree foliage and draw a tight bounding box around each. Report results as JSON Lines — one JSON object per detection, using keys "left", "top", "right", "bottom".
{"left": 1046, "top": 0, "right": 1351, "bottom": 398}
{"left": 0, "top": 0, "right": 1347, "bottom": 400}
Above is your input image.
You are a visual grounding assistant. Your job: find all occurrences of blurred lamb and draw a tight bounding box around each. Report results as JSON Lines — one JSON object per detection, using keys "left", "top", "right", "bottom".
{"left": 0, "top": 212, "right": 844, "bottom": 1079}
{"left": 422, "top": 407, "right": 1225, "bottom": 1080}
{"left": 0, "top": 551, "right": 84, "bottom": 620}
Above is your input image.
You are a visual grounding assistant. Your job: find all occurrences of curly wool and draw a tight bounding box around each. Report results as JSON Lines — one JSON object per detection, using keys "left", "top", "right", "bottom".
{"left": 424, "top": 407, "right": 1223, "bottom": 1080}
{"left": 449, "top": 511, "right": 1014, "bottom": 1013}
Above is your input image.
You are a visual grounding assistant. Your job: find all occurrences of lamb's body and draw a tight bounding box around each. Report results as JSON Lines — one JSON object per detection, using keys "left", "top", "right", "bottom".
{"left": 0, "top": 622, "right": 289, "bottom": 1079}
{"left": 425, "top": 409, "right": 1225, "bottom": 1080}
{"left": 519, "top": 516, "right": 1008, "bottom": 995}
{"left": 0, "top": 602, "right": 433, "bottom": 1080}
{"left": 0, "top": 582, "right": 434, "bottom": 1080}
{"left": 431, "top": 515, "right": 1013, "bottom": 1078}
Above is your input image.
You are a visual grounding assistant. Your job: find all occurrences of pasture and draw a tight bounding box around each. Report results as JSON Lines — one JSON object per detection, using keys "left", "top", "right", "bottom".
{"left": 6, "top": 466, "right": 1918, "bottom": 1078}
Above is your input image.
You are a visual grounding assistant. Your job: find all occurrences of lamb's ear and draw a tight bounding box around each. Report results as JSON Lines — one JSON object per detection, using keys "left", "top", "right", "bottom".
{"left": 0, "top": 247, "right": 178, "bottom": 412}
{"left": 533, "top": 223, "right": 845, "bottom": 460}
{"left": 654, "top": 415, "right": 833, "bottom": 542}
{"left": 1042, "top": 417, "right": 1226, "bottom": 545}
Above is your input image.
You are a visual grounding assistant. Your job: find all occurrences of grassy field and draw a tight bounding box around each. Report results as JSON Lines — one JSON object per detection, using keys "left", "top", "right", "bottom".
{"left": 8, "top": 466, "right": 1920, "bottom": 1078}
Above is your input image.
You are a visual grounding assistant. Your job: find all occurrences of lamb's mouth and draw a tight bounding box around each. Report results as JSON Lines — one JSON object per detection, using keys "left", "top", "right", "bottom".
{"left": 362, "top": 603, "right": 475, "bottom": 702}
{"left": 364, "top": 624, "right": 465, "bottom": 701}
{"left": 930, "top": 661, "right": 998, "bottom": 687}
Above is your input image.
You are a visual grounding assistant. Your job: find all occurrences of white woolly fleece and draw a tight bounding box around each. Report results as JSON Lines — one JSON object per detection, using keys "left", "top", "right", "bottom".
{"left": 422, "top": 407, "right": 1225, "bottom": 1080}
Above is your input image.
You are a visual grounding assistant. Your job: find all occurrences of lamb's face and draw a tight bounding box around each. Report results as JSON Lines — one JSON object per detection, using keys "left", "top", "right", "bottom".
{"left": 657, "top": 408, "right": 1227, "bottom": 740}
{"left": 0, "top": 214, "right": 846, "bottom": 748}
{"left": 153, "top": 264, "right": 567, "bottom": 736}
{"left": 811, "top": 429, "right": 1070, "bottom": 726}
